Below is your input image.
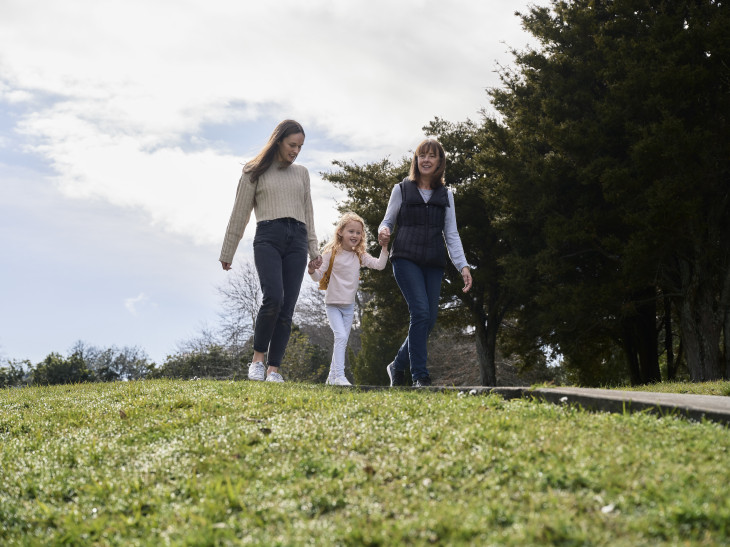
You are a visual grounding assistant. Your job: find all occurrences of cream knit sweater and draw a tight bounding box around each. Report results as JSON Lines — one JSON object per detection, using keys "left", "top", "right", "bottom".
{"left": 220, "top": 162, "right": 319, "bottom": 263}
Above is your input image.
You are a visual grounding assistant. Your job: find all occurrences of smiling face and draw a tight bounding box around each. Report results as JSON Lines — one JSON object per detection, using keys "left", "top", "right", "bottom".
{"left": 417, "top": 149, "right": 440, "bottom": 178}
{"left": 410, "top": 138, "right": 446, "bottom": 186}
{"left": 339, "top": 220, "right": 363, "bottom": 251}
{"left": 276, "top": 132, "right": 305, "bottom": 164}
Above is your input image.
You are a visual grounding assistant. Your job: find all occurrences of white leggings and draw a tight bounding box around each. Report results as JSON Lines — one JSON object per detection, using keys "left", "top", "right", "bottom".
{"left": 326, "top": 303, "right": 355, "bottom": 378}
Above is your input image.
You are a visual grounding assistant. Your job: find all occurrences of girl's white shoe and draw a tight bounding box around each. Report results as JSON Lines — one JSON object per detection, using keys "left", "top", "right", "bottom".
{"left": 265, "top": 371, "right": 284, "bottom": 383}
{"left": 326, "top": 375, "right": 352, "bottom": 386}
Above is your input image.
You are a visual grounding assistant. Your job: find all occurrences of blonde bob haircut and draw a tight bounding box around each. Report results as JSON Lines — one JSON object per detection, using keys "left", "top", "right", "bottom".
{"left": 322, "top": 212, "right": 367, "bottom": 258}
{"left": 408, "top": 138, "right": 446, "bottom": 189}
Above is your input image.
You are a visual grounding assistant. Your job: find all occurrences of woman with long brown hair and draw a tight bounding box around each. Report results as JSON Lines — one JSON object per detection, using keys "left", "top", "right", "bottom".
{"left": 220, "top": 120, "right": 322, "bottom": 382}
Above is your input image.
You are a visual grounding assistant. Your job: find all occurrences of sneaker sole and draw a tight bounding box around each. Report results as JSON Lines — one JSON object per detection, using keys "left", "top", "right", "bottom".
{"left": 387, "top": 364, "right": 403, "bottom": 387}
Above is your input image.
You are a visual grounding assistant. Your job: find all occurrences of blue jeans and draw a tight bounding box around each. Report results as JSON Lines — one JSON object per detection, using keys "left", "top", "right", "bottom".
{"left": 391, "top": 258, "right": 444, "bottom": 380}
{"left": 253, "top": 218, "right": 308, "bottom": 368}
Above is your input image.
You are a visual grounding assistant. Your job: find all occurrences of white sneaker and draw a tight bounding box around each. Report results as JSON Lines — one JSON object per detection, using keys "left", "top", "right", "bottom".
{"left": 266, "top": 371, "right": 284, "bottom": 383}
{"left": 248, "top": 361, "right": 266, "bottom": 381}
{"left": 326, "top": 376, "right": 352, "bottom": 386}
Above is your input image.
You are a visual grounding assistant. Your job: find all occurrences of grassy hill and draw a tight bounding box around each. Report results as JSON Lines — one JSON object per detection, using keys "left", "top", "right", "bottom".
{"left": 2, "top": 380, "right": 729, "bottom": 545}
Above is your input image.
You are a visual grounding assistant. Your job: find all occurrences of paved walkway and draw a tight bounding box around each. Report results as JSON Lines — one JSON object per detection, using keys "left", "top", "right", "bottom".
{"left": 359, "top": 385, "right": 730, "bottom": 426}
{"left": 449, "top": 386, "right": 730, "bottom": 426}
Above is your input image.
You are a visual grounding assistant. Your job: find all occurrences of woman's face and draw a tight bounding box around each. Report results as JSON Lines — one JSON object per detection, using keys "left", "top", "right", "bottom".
{"left": 276, "top": 132, "right": 305, "bottom": 164}
{"left": 417, "top": 149, "right": 440, "bottom": 178}
{"left": 339, "top": 220, "right": 363, "bottom": 251}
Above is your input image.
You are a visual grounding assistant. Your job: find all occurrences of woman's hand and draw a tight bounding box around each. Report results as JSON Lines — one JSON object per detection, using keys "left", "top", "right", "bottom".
{"left": 461, "top": 266, "right": 472, "bottom": 293}
{"left": 221, "top": 261, "right": 232, "bottom": 271}
{"left": 378, "top": 227, "right": 391, "bottom": 247}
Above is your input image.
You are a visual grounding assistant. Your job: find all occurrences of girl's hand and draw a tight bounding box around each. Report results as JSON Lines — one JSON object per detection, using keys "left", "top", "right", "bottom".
{"left": 221, "top": 261, "right": 232, "bottom": 271}
{"left": 461, "top": 267, "right": 472, "bottom": 293}
{"left": 378, "top": 227, "right": 390, "bottom": 246}
{"left": 309, "top": 256, "right": 323, "bottom": 272}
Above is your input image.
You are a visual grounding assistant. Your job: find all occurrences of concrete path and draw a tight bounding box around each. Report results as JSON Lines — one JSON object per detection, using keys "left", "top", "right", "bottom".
{"left": 446, "top": 386, "right": 730, "bottom": 426}
{"left": 357, "top": 384, "right": 730, "bottom": 426}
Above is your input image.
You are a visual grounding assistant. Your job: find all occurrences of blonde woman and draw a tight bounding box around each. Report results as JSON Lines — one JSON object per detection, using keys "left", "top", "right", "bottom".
{"left": 309, "top": 212, "right": 388, "bottom": 385}
{"left": 220, "top": 120, "right": 322, "bottom": 383}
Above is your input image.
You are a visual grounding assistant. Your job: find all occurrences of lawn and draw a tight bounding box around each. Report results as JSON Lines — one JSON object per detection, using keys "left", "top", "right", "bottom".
{"left": 617, "top": 380, "right": 730, "bottom": 397}
{"left": 1, "top": 380, "right": 729, "bottom": 545}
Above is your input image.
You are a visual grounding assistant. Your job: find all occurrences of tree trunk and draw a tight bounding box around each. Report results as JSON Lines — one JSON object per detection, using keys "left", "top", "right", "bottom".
{"left": 724, "top": 307, "right": 730, "bottom": 379}
{"left": 636, "top": 293, "right": 661, "bottom": 383}
{"left": 466, "top": 287, "right": 499, "bottom": 387}
{"left": 678, "top": 260, "right": 722, "bottom": 381}
{"left": 620, "top": 329, "right": 642, "bottom": 385}
{"left": 721, "top": 266, "right": 730, "bottom": 379}
{"left": 664, "top": 292, "right": 675, "bottom": 381}
{"left": 620, "top": 289, "right": 660, "bottom": 385}
{"left": 473, "top": 317, "right": 497, "bottom": 386}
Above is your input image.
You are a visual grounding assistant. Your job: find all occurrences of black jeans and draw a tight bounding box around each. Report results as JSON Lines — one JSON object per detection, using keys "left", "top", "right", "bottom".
{"left": 253, "top": 218, "right": 308, "bottom": 368}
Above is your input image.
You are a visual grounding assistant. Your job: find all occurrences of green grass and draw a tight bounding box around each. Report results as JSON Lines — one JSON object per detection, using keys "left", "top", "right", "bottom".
{"left": 617, "top": 381, "right": 730, "bottom": 397}
{"left": 2, "top": 380, "right": 729, "bottom": 546}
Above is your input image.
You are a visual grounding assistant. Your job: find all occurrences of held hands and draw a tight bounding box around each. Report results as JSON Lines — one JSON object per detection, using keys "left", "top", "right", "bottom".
{"left": 461, "top": 267, "right": 472, "bottom": 293}
{"left": 308, "top": 255, "right": 323, "bottom": 274}
{"left": 378, "top": 227, "right": 390, "bottom": 247}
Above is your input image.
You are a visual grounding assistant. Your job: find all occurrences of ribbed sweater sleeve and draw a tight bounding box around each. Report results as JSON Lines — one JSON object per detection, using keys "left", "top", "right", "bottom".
{"left": 219, "top": 162, "right": 320, "bottom": 263}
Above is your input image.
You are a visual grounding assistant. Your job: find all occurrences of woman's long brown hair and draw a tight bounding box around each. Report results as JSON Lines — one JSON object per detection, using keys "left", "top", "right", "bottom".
{"left": 244, "top": 119, "right": 305, "bottom": 183}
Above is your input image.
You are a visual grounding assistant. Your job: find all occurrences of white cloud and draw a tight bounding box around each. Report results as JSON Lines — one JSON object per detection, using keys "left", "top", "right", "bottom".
{"left": 0, "top": 0, "right": 543, "bottom": 364}
{"left": 124, "top": 293, "right": 151, "bottom": 316}
{"left": 0, "top": 0, "right": 536, "bottom": 247}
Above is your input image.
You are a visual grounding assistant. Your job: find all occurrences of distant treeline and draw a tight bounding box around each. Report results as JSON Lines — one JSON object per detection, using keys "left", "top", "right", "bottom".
{"left": 0, "top": 325, "right": 333, "bottom": 388}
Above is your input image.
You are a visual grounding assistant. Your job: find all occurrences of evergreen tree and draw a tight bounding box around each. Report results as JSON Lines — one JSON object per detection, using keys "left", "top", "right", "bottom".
{"left": 0, "top": 360, "right": 28, "bottom": 388}
{"left": 154, "top": 345, "right": 242, "bottom": 379}
{"left": 32, "top": 352, "right": 93, "bottom": 385}
{"left": 487, "top": 0, "right": 729, "bottom": 383}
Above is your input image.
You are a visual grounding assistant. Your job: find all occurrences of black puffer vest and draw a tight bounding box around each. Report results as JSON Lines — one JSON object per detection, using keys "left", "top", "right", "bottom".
{"left": 390, "top": 178, "right": 449, "bottom": 268}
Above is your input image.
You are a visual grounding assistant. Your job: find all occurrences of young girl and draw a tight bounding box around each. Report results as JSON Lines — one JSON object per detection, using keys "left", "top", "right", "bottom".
{"left": 309, "top": 212, "right": 388, "bottom": 385}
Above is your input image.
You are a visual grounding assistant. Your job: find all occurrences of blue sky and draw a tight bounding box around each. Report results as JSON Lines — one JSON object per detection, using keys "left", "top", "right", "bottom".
{"left": 0, "top": 0, "right": 536, "bottom": 365}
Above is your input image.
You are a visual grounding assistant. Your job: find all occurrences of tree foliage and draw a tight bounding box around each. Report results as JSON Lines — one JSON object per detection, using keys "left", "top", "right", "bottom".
{"left": 282, "top": 326, "right": 331, "bottom": 383}
{"left": 70, "top": 341, "right": 154, "bottom": 382}
{"left": 31, "top": 352, "right": 93, "bottom": 385}
{"left": 482, "top": 0, "right": 730, "bottom": 383}
{"left": 153, "top": 345, "right": 241, "bottom": 380}
{"left": 0, "top": 360, "right": 28, "bottom": 388}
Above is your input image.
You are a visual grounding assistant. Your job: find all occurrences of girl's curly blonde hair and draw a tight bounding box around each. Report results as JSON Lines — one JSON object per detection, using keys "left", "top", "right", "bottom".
{"left": 322, "top": 212, "right": 367, "bottom": 257}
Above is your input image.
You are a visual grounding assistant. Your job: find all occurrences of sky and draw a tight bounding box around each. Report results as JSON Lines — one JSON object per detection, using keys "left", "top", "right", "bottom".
{"left": 0, "top": 0, "right": 539, "bottom": 366}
